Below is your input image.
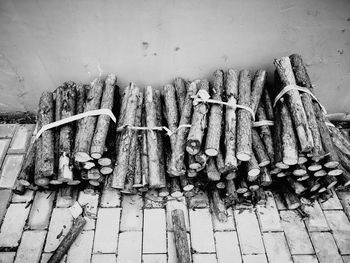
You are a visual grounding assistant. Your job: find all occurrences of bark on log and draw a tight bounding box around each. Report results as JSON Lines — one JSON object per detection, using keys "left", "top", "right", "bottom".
{"left": 216, "top": 150, "right": 227, "bottom": 174}
{"left": 140, "top": 110, "right": 149, "bottom": 188}
{"left": 174, "top": 77, "right": 187, "bottom": 113}
{"left": 274, "top": 57, "right": 313, "bottom": 152}
{"left": 236, "top": 70, "right": 252, "bottom": 161}
{"left": 236, "top": 175, "right": 248, "bottom": 194}
{"left": 337, "top": 166, "right": 350, "bottom": 186}
{"left": 179, "top": 176, "right": 194, "bottom": 191}
{"left": 252, "top": 128, "right": 270, "bottom": 167}
{"left": 48, "top": 216, "right": 86, "bottom": 263}
{"left": 35, "top": 92, "right": 55, "bottom": 186}
{"left": 163, "top": 83, "right": 179, "bottom": 149}
{"left": 206, "top": 157, "right": 221, "bottom": 181}
{"left": 112, "top": 83, "right": 139, "bottom": 189}
{"left": 210, "top": 188, "right": 227, "bottom": 222}
{"left": 281, "top": 103, "right": 298, "bottom": 165}
{"left": 303, "top": 178, "right": 321, "bottom": 192}
{"left": 90, "top": 74, "right": 117, "bottom": 159}
{"left": 224, "top": 69, "right": 239, "bottom": 171}
{"left": 250, "top": 69, "right": 267, "bottom": 114}
{"left": 132, "top": 136, "right": 143, "bottom": 187}
{"left": 329, "top": 126, "right": 350, "bottom": 156}
{"left": 260, "top": 166, "right": 272, "bottom": 186}
{"left": 261, "top": 88, "right": 274, "bottom": 121}
{"left": 225, "top": 179, "right": 239, "bottom": 205}
{"left": 285, "top": 177, "right": 307, "bottom": 195}
{"left": 170, "top": 177, "right": 183, "bottom": 198}
{"left": 186, "top": 80, "right": 209, "bottom": 155}
{"left": 171, "top": 209, "right": 191, "bottom": 263}
{"left": 335, "top": 147, "right": 350, "bottom": 172}
{"left": 319, "top": 176, "right": 337, "bottom": 189}
{"left": 246, "top": 154, "right": 260, "bottom": 182}
{"left": 168, "top": 80, "right": 198, "bottom": 176}
{"left": 279, "top": 183, "right": 301, "bottom": 209}
{"left": 18, "top": 140, "right": 36, "bottom": 186}
{"left": 205, "top": 70, "right": 224, "bottom": 156}
{"left": 74, "top": 78, "right": 104, "bottom": 162}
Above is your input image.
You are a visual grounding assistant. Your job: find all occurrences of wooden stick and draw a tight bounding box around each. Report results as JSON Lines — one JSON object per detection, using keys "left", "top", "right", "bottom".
{"left": 319, "top": 176, "right": 337, "bottom": 189}
{"left": 329, "top": 126, "right": 350, "bottom": 156}
{"left": 225, "top": 179, "right": 239, "bottom": 205}
{"left": 303, "top": 178, "right": 321, "bottom": 192}
{"left": 170, "top": 177, "right": 183, "bottom": 198}
{"left": 308, "top": 162, "right": 322, "bottom": 172}
{"left": 224, "top": 69, "right": 239, "bottom": 171}
{"left": 260, "top": 166, "right": 272, "bottom": 186}
{"left": 174, "top": 77, "right": 187, "bottom": 113}
{"left": 210, "top": 188, "right": 227, "bottom": 222}
{"left": 256, "top": 102, "right": 274, "bottom": 164}
{"left": 35, "top": 92, "right": 55, "bottom": 186}
{"left": 205, "top": 70, "right": 224, "bottom": 156}
{"left": 90, "top": 74, "right": 117, "bottom": 159}
{"left": 261, "top": 88, "right": 274, "bottom": 121}
{"left": 292, "top": 164, "right": 307, "bottom": 177}
{"left": 207, "top": 157, "right": 221, "bottom": 181}
{"left": 285, "top": 176, "right": 307, "bottom": 195}
{"left": 18, "top": 140, "right": 36, "bottom": 186}
{"left": 280, "top": 103, "right": 298, "bottom": 165}
{"left": 171, "top": 209, "right": 191, "bottom": 263}
{"left": 140, "top": 108, "right": 149, "bottom": 188}
{"left": 74, "top": 78, "right": 104, "bottom": 162}
{"left": 252, "top": 128, "right": 270, "bottom": 167}
{"left": 236, "top": 70, "right": 252, "bottom": 161}
{"left": 163, "top": 83, "right": 179, "bottom": 149}
{"left": 187, "top": 80, "right": 209, "bottom": 155}
{"left": 337, "top": 166, "right": 350, "bottom": 187}
{"left": 250, "top": 69, "right": 267, "bottom": 114}
{"left": 279, "top": 183, "right": 301, "bottom": 209}
{"left": 179, "top": 175, "right": 194, "bottom": 191}
{"left": 246, "top": 154, "right": 260, "bottom": 182}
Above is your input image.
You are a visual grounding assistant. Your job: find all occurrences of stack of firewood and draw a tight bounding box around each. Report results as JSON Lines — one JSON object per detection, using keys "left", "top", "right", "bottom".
{"left": 15, "top": 54, "right": 350, "bottom": 215}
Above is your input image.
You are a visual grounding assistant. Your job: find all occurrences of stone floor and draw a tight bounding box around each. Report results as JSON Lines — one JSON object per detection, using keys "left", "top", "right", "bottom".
{"left": 0, "top": 124, "right": 350, "bottom": 263}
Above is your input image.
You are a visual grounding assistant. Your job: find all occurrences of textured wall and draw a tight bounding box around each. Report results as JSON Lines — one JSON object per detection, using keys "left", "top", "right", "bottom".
{"left": 0, "top": 0, "right": 349, "bottom": 113}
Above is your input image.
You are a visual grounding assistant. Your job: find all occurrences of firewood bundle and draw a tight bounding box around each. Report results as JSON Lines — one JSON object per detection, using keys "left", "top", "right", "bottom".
{"left": 17, "top": 75, "right": 119, "bottom": 194}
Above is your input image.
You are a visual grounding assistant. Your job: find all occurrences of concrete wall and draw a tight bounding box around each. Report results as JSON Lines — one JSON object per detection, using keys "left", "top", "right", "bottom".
{"left": 0, "top": 0, "right": 349, "bottom": 113}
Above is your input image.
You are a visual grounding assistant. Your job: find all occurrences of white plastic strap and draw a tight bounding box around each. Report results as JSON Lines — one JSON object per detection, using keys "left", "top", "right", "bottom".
{"left": 35, "top": 109, "right": 116, "bottom": 140}
{"left": 252, "top": 120, "right": 274, "bottom": 127}
{"left": 273, "top": 84, "right": 327, "bottom": 114}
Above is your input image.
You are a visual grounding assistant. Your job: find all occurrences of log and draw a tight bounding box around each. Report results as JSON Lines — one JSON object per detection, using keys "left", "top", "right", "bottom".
{"left": 194, "top": 150, "right": 208, "bottom": 169}
{"left": 274, "top": 57, "right": 313, "bottom": 152}
{"left": 98, "top": 157, "right": 112, "bottom": 167}
{"left": 225, "top": 171, "right": 237, "bottom": 180}
{"left": 225, "top": 179, "right": 239, "bottom": 205}
{"left": 174, "top": 77, "right": 187, "bottom": 113}
{"left": 224, "top": 69, "right": 239, "bottom": 171}
{"left": 289, "top": 54, "right": 339, "bottom": 168}
{"left": 132, "top": 136, "right": 143, "bottom": 187}
{"left": 140, "top": 108, "right": 149, "bottom": 188}
{"left": 87, "top": 168, "right": 101, "bottom": 180}
{"left": 112, "top": 83, "right": 139, "bottom": 189}
{"left": 285, "top": 177, "right": 307, "bottom": 195}
{"left": 246, "top": 154, "right": 260, "bottom": 182}
{"left": 188, "top": 154, "right": 201, "bottom": 170}
{"left": 74, "top": 78, "right": 104, "bottom": 162}
{"left": 296, "top": 175, "right": 310, "bottom": 181}
{"left": 279, "top": 183, "right": 301, "bottom": 209}
{"left": 168, "top": 80, "right": 198, "bottom": 175}
{"left": 179, "top": 175, "right": 194, "bottom": 191}
{"left": 187, "top": 169, "right": 197, "bottom": 178}
{"left": 307, "top": 162, "right": 322, "bottom": 172}
{"left": 100, "top": 165, "right": 113, "bottom": 175}
{"left": 253, "top": 188, "right": 267, "bottom": 205}
{"left": 170, "top": 177, "right": 183, "bottom": 198}
{"left": 18, "top": 140, "right": 36, "bottom": 186}
{"left": 337, "top": 166, "right": 350, "bottom": 187}
{"left": 319, "top": 176, "right": 337, "bottom": 189}
{"left": 216, "top": 181, "right": 226, "bottom": 189}
{"left": 52, "top": 87, "right": 62, "bottom": 185}
{"left": 216, "top": 150, "right": 227, "bottom": 174}
{"left": 171, "top": 209, "right": 191, "bottom": 263}
{"left": 261, "top": 88, "right": 274, "bottom": 121}
{"left": 328, "top": 168, "right": 343, "bottom": 177}
{"left": 298, "top": 154, "right": 308, "bottom": 165}
{"left": 47, "top": 216, "right": 86, "bottom": 263}
{"left": 205, "top": 70, "right": 224, "bottom": 156}
{"left": 35, "top": 92, "right": 55, "bottom": 186}
{"left": 292, "top": 164, "right": 307, "bottom": 177}
{"left": 82, "top": 161, "right": 95, "bottom": 170}
{"left": 260, "top": 166, "right": 272, "bottom": 186}
{"left": 250, "top": 69, "right": 267, "bottom": 114}
{"left": 155, "top": 89, "right": 166, "bottom": 189}
{"left": 314, "top": 169, "right": 327, "bottom": 177}
{"left": 248, "top": 181, "right": 260, "bottom": 192}
{"left": 58, "top": 84, "right": 77, "bottom": 183}
{"left": 206, "top": 157, "right": 221, "bottom": 181}
{"left": 252, "top": 128, "right": 270, "bottom": 167}
{"left": 89, "top": 176, "right": 105, "bottom": 187}
{"left": 210, "top": 188, "right": 227, "bottom": 222}
{"left": 329, "top": 126, "right": 350, "bottom": 156}
{"left": 336, "top": 147, "right": 350, "bottom": 172}
{"left": 303, "top": 178, "right": 321, "bottom": 192}
{"left": 146, "top": 87, "right": 166, "bottom": 188}
{"left": 236, "top": 70, "right": 252, "bottom": 161}
{"left": 163, "top": 83, "right": 179, "bottom": 149}
{"left": 235, "top": 175, "right": 248, "bottom": 194}
{"left": 186, "top": 79, "right": 209, "bottom": 155}
{"left": 90, "top": 74, "right": 117, "bottom": 159}
{"left": 280, "top": 103, "right": 298, "bottom": 165}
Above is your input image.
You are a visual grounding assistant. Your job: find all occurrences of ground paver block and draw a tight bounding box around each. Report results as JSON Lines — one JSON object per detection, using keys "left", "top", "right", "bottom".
{"left": 143, "top": 208, "right": 166, "bottom": 254}
{"left": 167, "top": 231, "right": 191, "bottom": 263}
{"left": 77, "top": 191, "right": 99, "bottom": 230}
{"left": 343, "top": 255, "right": 350, "bottom": 263}
{"left": 310, "top": 232, "right": 343, "bottom": 263}
{"left": 0, "top": 124, "right": 17, "bottom": 138}
{"left": 100, "top": 188, "right": 121, "bottom": 208}
{"left": 273, "top": 192, "right": 287, "bottom": 210}
{"left": 0, "top": 139, "right": 10, "bottom": 167}
{"left": 189, "top": 208, "right": 216, "bottom": 253}
{"left": 242, "top": 254, "right": 268, "bottom": 263}
{"left": 0, "top": 154, "right": 24, "bottom": 189}
{"left": 0, "top": 189, "right": 12, "bottom": 225}
{"left": 66, "top": 230, "right": 94, "bottom": 263}
{"left": 120, "top": 194, "right": 143, "bottom": 231}
{"left": 303, "top": 202, "right": 329, "bottom": 231}
{"left": 14, "top": 230, "right": 46, "bottom": 263}
{"left": 117, "top": 231, "right": 142, "bottom": 263}
{"left": 8, "top": 124, "right": 34, "bottom": 153}
{"left": 0, "top": 203, "right": 31, "bottom": 247}
{"left": 11, "top": 189, "right": 34, "bottom": 203}
{"left": 56, "top": 188, "right": 78, "bottom": 208}
{"left": 338, "top": 191, "right": 350, "bottom": 220}
{"left": 263, "top": 232, "right": 293, "bottom": 263}
{"left": 292, "top": 255, "right": 318, "bottom": 263}
{"left": 320, "top": 190, "right": 343, "bottom": 210}
{"left": 93, "top": 208, "right": 121, "bottom": 254}
{"left": 166, "top": 197, "right": 190, "bottom": 232}
{"left": 40, "top": 253, "right": 66, "bottom": 263}
{"left": 234, "top": 209, "right": 265, "bottom": 255}
{"left": 212, "top": 207, "right": 235, "bottom": 232}
{"left": 44, "top": 208, "right": 73, "bottom": 252}
{"left": 28, "top": 190, "right": 55, "bottom": 230}
{"left": 142, "top": 254, "right": 167, "bottom": 263}
{"left": 192, "top": 254, "right": 217, "bottom": 263}
{"left": 0, "top": 252, "right": 16, "bottom": 263}
{"left": 214, "top": 231, "right": 241, "bottom": 263}
{"left": 256, "top": 191, "right": 282, "bottom": 232}
{"left": 280, "top": 210, "right": 314, "bottom": 255}
{"left": 91, "top": 254, "right": 116, "bottom": 263}
{"left": 324, "top": 210, "right": 350, "bottom": 254}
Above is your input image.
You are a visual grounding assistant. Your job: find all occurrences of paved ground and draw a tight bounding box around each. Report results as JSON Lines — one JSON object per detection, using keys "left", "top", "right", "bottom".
{"left": 0, "top": 124, "right": 350, "bottom": 263}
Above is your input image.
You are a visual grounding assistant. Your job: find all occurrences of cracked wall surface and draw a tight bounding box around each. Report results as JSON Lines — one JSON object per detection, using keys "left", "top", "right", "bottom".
{"left": 0, "top": 0, "right": 349, "bottom": 113}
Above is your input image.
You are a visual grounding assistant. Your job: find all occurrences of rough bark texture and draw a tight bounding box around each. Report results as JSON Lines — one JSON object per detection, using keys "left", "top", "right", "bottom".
{"left": 337, "top": 167, "right": 350, "bottom": 186}
{"left": 35, "top": 91, "right": 55, "bottom": 186}
{"left": 280, "top": 183, "right": 301, "bottom": 209}
{"left": 274, "top": 56, "right": 313, "bottom": 152}
{"left": 336, "top": 147, "right": 350, "bottom": 172}
{"left": 90, "top": 74, "right": 117, "bottom": 159}
{"left": 246, "top": 154, "right": 260, "bottom": 182}
{"left": 174, "top": 77, "right": 187, "bottom": 115}
{"left": 216, "top": 149, "right": 226, "bottom": 174}
{"left": 112, "top": 83, "right": 139, "bottom": 189}
{"left": 171, "top": 209, "right": 191, "bottom": 263}
{"left": 133, "top": 135, "right": 143, "bottom": 187}
{"left": 225, "top": 179, "right": 239, "bottom": 205}
{"left": 48, "top": 216, "right": 86, "bottom": 263}
{"left": 260, "top": 167, "right": 272, "bottom": 186}
{"left": 170, "top": 177, "right": 182, "bottom": 197}
{"left": 168, "top": 80, "right": 198, "bottom": 176}
{"left": 252, "top": 128, "right": 270, "bottom": 167}
{"left": 163, "top": 83, "right": 179, "bottom": 149}
{"left": 206, "top": 157, "right": 221, "bottom": 181}
{"left": 74, "top": 78, "right": 104, "bottom": 162}
{"left": 205, "top": 70, "right": 224, "bottom": 156}
{"left": 304, "top": 178, "right": 321, "bottom": 192}
{"left": 210, "top": 188, "right": 227, "bottom": 222}
{"left": 250, "top": 69, "right": 267, "bottom": 114}
{"left": 281, "top": 103, "right": 298, "bottom": 165}
{"left": 140, "top": 109, "right": 149, "bottom": 188}
{"left": 261, "top": 88, "right": 274, "bottom": 121}
{"left": 236, "top": 175, "right": 248, "bottom": 194}
{"left": 224, "top": 69, "right": 239, "bottom": 171}
{"left": 18, "top": 140, "right": 36, "bottom": 186}
{"left": 329, "top": 126, "right": 350, "bottom": 156}
{"left": 236, "top": 70, "right": 252, "bottom": 161}
{"left": 186, "top": 79, "right": 209, "bottom": 155}
{"left": 319, "top": 176, "right": 337, "bottom": 189}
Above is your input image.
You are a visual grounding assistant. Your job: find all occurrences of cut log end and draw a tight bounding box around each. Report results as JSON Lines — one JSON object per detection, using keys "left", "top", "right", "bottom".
{"left": 314, "top": 170, "right": 327, "bottom": 177}
{"left": 50, "top": 179, "right": 63, "bottom": 185}
{"left": 225, "top": 172, "right": 237, "bottom": 180}
{"left": 258, "top": 160, "right": 270, "bottom": 167}
{"left": 205, "top": 148, "right": 218, "bottom": 157}
{"left": 182, "top": 184, "right": 194, "bottom": 192}
{"left": 98, "top": 158, "right": 112, "bottom": 166}
{"left": 324, "top": 161, "right": 340, "bottom": 169}
{"left": 275, "top": 162, "right": 290, "bottom": 170}
{"left": 90, "top": 152, "right": 102, "bottom": 160}
{"left": 67, "top": 180, "right": 81, "bottom": 186}
{"left": 328, "top": 169, "right": 343, "bottom": 177}
{"left": 283, "top": 157, "right": 298, "bottom": 166}
{"left": 171, "top": 191, "right": 183, "bottom": 198}
{"left": 236, "top": 152, "right": 251, "bottom": 162}
{"left": 74, "top": 152, "right": 92, "bottom": 163}
{"left": 18, "top": 180, "right": 31, "bottom": 187}
{"left": 307, "top": 163, "right": 322, "bottom": 172}
{"left": 35, "top": 178, "right": 49, "bottom": 186}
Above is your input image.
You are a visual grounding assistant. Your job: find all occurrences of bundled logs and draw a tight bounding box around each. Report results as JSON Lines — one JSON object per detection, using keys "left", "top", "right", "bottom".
{"left": 16, "top": 54, "right": 350, "bottom": 222}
